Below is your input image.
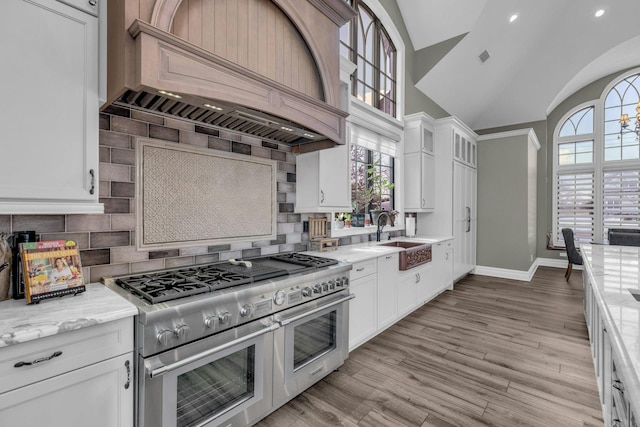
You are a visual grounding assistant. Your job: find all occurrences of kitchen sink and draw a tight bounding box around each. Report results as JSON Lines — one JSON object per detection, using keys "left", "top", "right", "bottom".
{"left": 379, "top": 241, "right": 432, "bottom": 270}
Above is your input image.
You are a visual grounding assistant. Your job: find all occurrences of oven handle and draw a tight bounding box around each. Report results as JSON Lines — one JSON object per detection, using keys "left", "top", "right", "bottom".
{"left": 276, "top": 293, "right": 355, "bottom": 326}
{"left": 147, "top": 323, "right": 279, "bottom": 378}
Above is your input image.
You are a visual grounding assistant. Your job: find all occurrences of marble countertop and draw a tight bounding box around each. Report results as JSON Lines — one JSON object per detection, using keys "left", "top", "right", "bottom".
{"left": 580, "top": 243, "right": 640, "bottom": 416}
{"left": 0, "top": 283, "right": 137, "bottom": 348}
{"left": 304, "top": 236, "right": 453, "bottom": 263}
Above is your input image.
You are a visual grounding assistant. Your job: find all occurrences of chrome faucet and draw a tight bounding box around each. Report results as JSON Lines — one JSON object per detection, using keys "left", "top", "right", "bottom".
{"left": 375, "top": 212, "right": 390, "bottom": 242}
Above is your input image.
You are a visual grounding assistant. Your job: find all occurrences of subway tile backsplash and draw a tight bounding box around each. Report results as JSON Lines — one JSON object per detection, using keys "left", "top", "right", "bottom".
{"left": 0, "top": 106, "right": 397, "bottom": 284}
{"left": 0, "top": 107, "right": 315, "bottom": 282}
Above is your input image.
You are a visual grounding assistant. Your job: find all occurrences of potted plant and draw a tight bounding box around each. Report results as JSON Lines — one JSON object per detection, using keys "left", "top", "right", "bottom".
{"left": 334, "top": 213, "right": 345, "bottom": 229}
{"left": 343, "top": 213, "right": 352, "bottom": 228}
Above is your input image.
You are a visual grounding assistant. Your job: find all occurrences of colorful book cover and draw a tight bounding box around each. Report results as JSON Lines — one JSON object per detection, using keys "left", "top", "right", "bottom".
{"left": 20, "top": 240, "right": 85, "bottom": 304}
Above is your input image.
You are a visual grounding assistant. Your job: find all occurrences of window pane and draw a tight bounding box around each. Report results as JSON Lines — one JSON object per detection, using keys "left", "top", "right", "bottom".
{"left": 559, "top": 154, "right": 574, "bottom": 165}
{"left": 575, "top": 141, "right": 592, "bottom": 153}
{"left": 575, "top": 152, "right": 593, "bottom": 164}
{"left": 603, "top": 170, "right": 640, "bottom": 240}
{"left": 622, "top": 144, "right": 639, "bottom": 160}
{"left": 556, "top": 173, "right": 595, "bottom": 244}
{"left": 605, "top": 147, "right": 621, "bottom": 161}
{"left": 558, "top": 106, "right": 593, "bottom": 137}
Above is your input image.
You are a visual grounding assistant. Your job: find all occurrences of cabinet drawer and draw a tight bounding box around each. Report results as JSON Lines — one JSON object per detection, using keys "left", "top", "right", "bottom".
{"left": 0, "top": 317, "right": 133, "bottom": 394}
{"left": 350, "top": 259, "right": 377, "bottom": 281}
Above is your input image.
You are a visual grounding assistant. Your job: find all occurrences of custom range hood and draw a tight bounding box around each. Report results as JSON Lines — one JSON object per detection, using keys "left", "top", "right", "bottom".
{"left": 105, "top": 0, "right": 355, "bottom": 153}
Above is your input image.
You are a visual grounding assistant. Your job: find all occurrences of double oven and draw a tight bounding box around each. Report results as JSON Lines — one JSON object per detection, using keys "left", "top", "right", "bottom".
{"left": 104, "top": 253, "right": 352, "bottom": 427}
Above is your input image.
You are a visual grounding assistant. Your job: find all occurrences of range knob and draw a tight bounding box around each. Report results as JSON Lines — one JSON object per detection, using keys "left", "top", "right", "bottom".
{"left": 335, "top": 278, "right": 344, "bottom": 287}
{"left": 313, "top": 284, "right": 322, "bottom": 294}
{"left": 174, "top": 324, "right": 190, "bottom": 340}
{"left": 301, "top": 287, "right": 313, "bottom": 297}
{"left": 342, "top": 276, "right": 349, "bottom": 286}
{"left": 273, "top": 290, "right": 286, "bottom": 306}
{"left": 204, "top": 315, "right": 218, "bottom": 329}
{"left": 328, "top": 280, "right": 336, "bottom": 290}
{"left": 156, "top": 329, "right": 173, "bottom": 346}
{"left": 240, "top": 304, "right": 254, "bottom": 318}
{"left": 218, "top": 311, "right": 232, "bottom": 325}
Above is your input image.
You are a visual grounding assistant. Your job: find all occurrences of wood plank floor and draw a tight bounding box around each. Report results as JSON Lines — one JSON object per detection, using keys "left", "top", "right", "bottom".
{"left": 255, "top": 267, "right": 603, "bottom": 427}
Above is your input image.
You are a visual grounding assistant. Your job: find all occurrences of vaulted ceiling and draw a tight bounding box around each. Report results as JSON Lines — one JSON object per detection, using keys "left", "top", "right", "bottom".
{"left": 397, "top": 0, "right": 640, "bottom": 131}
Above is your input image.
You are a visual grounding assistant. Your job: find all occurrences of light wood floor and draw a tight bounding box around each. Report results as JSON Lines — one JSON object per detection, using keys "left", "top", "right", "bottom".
{"left": 256, "top": 267, "right": 603, "bottom": 427}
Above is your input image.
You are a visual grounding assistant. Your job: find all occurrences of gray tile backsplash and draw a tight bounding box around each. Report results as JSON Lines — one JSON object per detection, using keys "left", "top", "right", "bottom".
{"left": 0, "top": 106, "right": 397, "bottom": 284}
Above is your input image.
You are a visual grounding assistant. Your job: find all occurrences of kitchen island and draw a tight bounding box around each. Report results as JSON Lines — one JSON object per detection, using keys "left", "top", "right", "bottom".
{"left": 581, "top": 243, "right": 640, "bottom": 426}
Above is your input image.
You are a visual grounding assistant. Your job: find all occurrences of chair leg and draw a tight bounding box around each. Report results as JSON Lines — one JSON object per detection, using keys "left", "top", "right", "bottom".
{"left": 565, "top": 263, "right": 573, "bottom": 281}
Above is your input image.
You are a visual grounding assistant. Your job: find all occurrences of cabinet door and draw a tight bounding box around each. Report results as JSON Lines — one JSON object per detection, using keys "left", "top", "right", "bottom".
{"left": 348, "top": 274, "right": 377, "bottom": 351}
{"left": 397, "top": 272, "right": 417, "bottom": 317}
{"left": 0, "top": 0, "right": 99, "bottom": 211}
{"left": 318, "top": 144, "right": 350, "bottom": 207}
{"left": 377, "top": 253, "right": 398, "bottom": 329}
{"left": 404, "top": 152, "right": 434, "bottom": 212}
{"left": 0, "top": 353, "right": 133, "bottom": 427}
{"left": 415, "top": 263, "right": 436, "bottom": 304}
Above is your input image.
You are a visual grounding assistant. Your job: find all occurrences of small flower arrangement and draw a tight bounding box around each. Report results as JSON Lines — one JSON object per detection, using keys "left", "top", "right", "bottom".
{"left": 388, "top": 210, "right": 399, "bottom": 226}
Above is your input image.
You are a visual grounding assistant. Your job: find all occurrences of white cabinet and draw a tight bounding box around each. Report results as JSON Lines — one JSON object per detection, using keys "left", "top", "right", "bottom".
{"left": 414, "top": 262, "right": 437, "bottom": 304}
{"left": 421, "top": 117, "right": 477, "bottom": 282}
{"left": 404, "top": 113, "right": 435, "bottom": 212}
{"left": 453, "top": 162, "right": 477, "bottom": 280}
{"left": 0, "top": 318, "right": 134, "bottom": 427}
{"left": 405, "top": 152, "right": 435, "bottom": 211}
{"left": 377, "top": 253, "right": 398, "bottom": 329}
{"left": 0, "top": 0, "right": 102, "bottom": 214}
{"left": 296, "top": 143, "right": 351, "bottom": 212}
{"left": 397, "top": 269, "right": 420, "bottom": 317}
{"left": 348, "top": 259, "right": 378, "bottom": 351}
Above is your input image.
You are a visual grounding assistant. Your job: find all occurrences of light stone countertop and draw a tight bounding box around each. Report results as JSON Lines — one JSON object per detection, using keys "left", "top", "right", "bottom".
{"left": 304, "top": 236, "right": 453, "bottom": 263}
{"left": 0, "top": 283, "right": 137, "bottom": 348}
{"left": 580, "top": 243, "right": 640, "bottom": 417}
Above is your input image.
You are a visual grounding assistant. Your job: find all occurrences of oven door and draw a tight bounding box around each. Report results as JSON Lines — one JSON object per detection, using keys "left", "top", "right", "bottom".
{"left": 273, "top": 291, "right": 354, "bottom": 407}
{"left": 139, "top": 318, "right": 278, "bottom": 427}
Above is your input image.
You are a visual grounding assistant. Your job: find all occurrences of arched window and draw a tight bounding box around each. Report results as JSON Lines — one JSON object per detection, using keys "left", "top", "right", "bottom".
{"left": 340, "top": 0, "right": 396, "bottom": 117}
{"left": 553, "top": 71, "right": 640, "bottom": 245}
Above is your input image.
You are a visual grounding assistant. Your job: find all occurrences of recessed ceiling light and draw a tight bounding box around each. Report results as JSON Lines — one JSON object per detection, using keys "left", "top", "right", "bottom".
{"left": 595, "top": 9, "right": 605, "bottom": 17}
{"left": 509, "top": 14, "right": 518, "bottom": 23}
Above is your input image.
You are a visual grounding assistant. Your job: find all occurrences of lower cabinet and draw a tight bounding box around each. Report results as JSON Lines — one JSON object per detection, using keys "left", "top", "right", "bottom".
{"left": 583, "top": 273, "right": 638, "bottom": 427}
{"left": 377, "top": 253, "right": 399, "bottom": 330}
{"left": 0, "top": 318, "right": 134, "bottom": 427}
{"left": 0, "top": 353, "right": 133, "bottom": 427}
{"left": 348, "top": 258, "right": 378, "bottom": 351}
{"left": 348, "top": 244, "right": 453, "bottom": 351}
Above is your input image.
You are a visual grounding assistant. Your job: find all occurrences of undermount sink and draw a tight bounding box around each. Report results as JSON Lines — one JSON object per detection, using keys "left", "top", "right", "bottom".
{"left": 379, "top": 241, "right": 432, "bottom": 270}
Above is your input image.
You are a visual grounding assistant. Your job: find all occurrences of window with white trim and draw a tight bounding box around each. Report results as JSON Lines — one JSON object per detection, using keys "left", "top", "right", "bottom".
{"left": 553, "top": 71, "right": 640, "bottom": 245}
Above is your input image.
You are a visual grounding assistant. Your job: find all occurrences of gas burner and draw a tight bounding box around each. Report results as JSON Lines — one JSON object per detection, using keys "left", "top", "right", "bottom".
{"left": 117, "top": 272, "right": 210, "bottom": 304}
{"left": 270, "top": 253, "right": 339, "bottom": 268}
{"left": 177, "top": 265, "right": 252, "bottom": 290}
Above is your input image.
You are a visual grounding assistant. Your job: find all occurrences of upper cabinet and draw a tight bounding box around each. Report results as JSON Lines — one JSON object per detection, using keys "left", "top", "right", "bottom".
{"left": 295, "top": 143, "right": 351, "bottom": 212}
{"left": 453, "top": 128, "right": 477, "bottom": 168}
{"left": 0, "top": 0, "right": 103, "bottom": 214}
{"left": 404, "top": 113, "right": 435, "bottom": 212}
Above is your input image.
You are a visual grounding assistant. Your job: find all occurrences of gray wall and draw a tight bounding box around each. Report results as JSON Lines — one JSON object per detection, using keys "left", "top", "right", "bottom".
{"left": 378, "top": 0, "right": 451, "bottom": 119}
{"left": 477, "top": 134, "right": 536, "bottom": 271}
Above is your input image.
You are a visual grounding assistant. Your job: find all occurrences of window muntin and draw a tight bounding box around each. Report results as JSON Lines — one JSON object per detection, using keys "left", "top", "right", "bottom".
{"left": 553, "top": 72, "right": 640, "bottom": 245}
{"left": 340, "top": 0, "right": 397, "bottom": 117}
{"left": 350, "top": 145, "right": 394, "bottom": 214}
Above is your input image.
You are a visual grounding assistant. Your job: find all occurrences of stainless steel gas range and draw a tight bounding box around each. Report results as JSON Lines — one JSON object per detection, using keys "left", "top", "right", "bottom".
{"left": 103, "top": 252, "right": 353, "bottom": 427}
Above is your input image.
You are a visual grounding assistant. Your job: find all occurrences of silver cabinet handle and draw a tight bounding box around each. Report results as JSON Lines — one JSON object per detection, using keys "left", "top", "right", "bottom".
{"left": 89, "top": 0, "right": 97, "bottom": 6}
{"left": 445, "top": 252, "right": 449, "bottom": 260}
{"left": 14, "top": 351, "right": 63, "bottom": 367}
{"left": 356, "top": 267, "right": 365, "bottom": 272}
{"left": 466, "top": 207, "right": 471, "bottom": 232}
{"left": 385, "top": 255, "right": 392, "bottom": 259}
{"left": 320, "top": 190, "right": 325, "bottom": 203}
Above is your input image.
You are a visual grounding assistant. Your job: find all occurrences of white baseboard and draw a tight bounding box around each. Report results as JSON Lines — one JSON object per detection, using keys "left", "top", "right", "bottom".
{"left": 473, "top": 257, "right": 581, "bottom": 282}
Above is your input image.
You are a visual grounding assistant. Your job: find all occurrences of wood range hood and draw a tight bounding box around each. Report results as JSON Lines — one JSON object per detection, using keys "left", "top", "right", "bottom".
{"left": 105, "top": 0, "right": 355, "bottom": 153}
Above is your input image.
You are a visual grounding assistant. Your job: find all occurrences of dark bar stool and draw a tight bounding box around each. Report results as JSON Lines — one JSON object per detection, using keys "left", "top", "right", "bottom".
{"left": 561, "top": 228, "right": 583, "bottom": 281}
